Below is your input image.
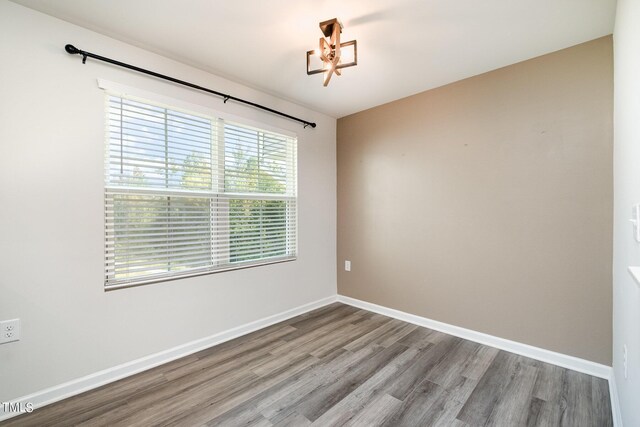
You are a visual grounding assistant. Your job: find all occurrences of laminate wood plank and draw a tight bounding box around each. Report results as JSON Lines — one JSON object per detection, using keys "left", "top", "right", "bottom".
{"left": 194, "top": 323, "right": 296, "bottom": 359}
{"left": 349, "top": 310, "right": 381, "bottom": 325}
{"left": 381, "top": 380, "right": 447, "bottom": 427}
{"left": 456, "top": 350, "right": 521, "bottom": 425}
{"left": 341, "top": 393, "right": 402, "bottom": 427}
{"left": 204, "top": 356, "right": 339, "bottom": 426}
{"left": 75, "top": 401, "right": 152, "bottom": 427}
{"left": 527, "top": 362, "right": 567, "bottom": 426}
{"left": 209, "top": 346, "right": 392, "bottom": 426}
{"left": 247, "top": 416, "right": 274, "bottom": 427}
{"left": 109, "top": 365, "right": 262, "bottom": 426}
{"left": 270, "top": 311, "right": 365, "bottom": 356}
{"left": 100, "top": 349, "right": 272, "bottom": 423}
{"left": 384, "top": 334, "right": 462, "bottom": 401}
{"left": 206, "top": 412, "right": 273, "bottom": 427}
{"left": 2, "top": 304, "right": 613, "bottom": 427}
{"left": 280, "top": 311, "right": 365, "bottom": 345}
{"left": 532, "top": 361, "right": 565, "bottom": 402}
{"left": 417, "top": 328, "right": 450, "bottom": 345}
{"left": 415, "top": 389, "right": 465, "bottom": 427}
{"left": 277, "top": 323, "right": 362, "bottom": 358}
{"left": 308, "top": 346, "right": 422, "bottom": 426}
{"left": 261, "top": 345, "right": 387, "bottom": 424}
{"left": 309, "top": 314, "right": 390, "bottom": 358}
{"left": 164, "top": 341, "right": 279, "bottom": 383}
{"left": 525, "top": 397, "right": 545, "bottom": 427}
{"left": 450, "top": 419, "right": 472, "bottom": 427}
{"left": 135, "top": 354, "right": 318, "bottom": 426}
{"left": 397, "top": 327, "right": 444, "bottom": 350}
{"left": 207, "top": 347, "right": 368, "bottom": 426}
{"left": 295, "top": 343, "right": 409, "bottom": 422}
{"left": 341, "top": 318, "right": 402, "bottom": 352}
{"left": 484, "top": 357, "right": 539, "bottom": 427}
{"left": 376, "top": 323, "right": 418, "bottom": 348}
{"left": 251, "top": 347, "right": 317, "bottom": 378}
{"left": 352, "top": 318, "right": 411, "bottom": 349}
{"left": 560, "top": 369, "right": 593, "bottom": 427}
{"left": 195, "top": 405, "right": 274, "bottom": 427}
{"left": 286, "top": 303, "right": 358, "bottom": 332}
{"left": 460, "top": 345, "right": 500, "bottom": 381}
{"left": 443, "top": 375, "right": 479, "bottom": 405}
{"left": 591, "top": 376, "right": 614, "bottom": 427}
{"left": 96, "top": 344, "right": 280, "bottom": 425}
{"left": 178, "top": 355, "right": 321, "bottom": 426}
{"left": 426, "top": 339, "right": 480, "bottom": 387}
{"left": 165, "top": 327, "right": 295, "bottom": 380}
{"left": 272, "top": 411, "right": 311, "bottom": 427}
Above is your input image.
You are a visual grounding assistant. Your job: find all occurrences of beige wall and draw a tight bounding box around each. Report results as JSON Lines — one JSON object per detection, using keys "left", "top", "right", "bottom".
{"left": 337, "top": 36, "right": 613, "bottom": 365}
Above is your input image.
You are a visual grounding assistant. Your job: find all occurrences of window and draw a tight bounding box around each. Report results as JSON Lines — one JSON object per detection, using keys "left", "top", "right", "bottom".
{"left": 104, "top": 95, "right": 297, "bottom": 288}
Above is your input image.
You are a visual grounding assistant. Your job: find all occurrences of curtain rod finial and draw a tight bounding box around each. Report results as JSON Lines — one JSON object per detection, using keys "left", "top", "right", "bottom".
{"left": 65, "top": 44, "right": 79, "bottom": 55}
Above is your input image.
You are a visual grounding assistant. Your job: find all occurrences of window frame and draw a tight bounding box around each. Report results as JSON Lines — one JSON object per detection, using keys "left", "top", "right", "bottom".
{"left": 100, "top": 81, "right": 298, "bottom": 290}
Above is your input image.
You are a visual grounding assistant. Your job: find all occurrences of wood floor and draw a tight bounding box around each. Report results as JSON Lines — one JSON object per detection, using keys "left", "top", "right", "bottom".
{"left": 2, "top": 303, "right": 612, "bottom": 427}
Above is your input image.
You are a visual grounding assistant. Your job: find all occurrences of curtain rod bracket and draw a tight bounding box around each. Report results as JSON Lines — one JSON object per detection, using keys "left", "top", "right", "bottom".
{"left": 63, "top": 43, "right": 316, "bottom": 129}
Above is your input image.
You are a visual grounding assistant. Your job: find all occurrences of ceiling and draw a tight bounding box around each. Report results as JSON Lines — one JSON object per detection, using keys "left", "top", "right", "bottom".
{"left": 12, "top": 0, "right": 616, "bottom": 118}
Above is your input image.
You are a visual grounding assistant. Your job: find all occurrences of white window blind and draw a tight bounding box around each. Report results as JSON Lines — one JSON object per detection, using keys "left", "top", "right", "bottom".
{"left": 105, "top": 95, "right": 297, "bottom": 288}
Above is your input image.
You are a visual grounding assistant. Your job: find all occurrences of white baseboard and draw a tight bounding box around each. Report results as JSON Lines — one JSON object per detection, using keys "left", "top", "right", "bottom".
{"left": 0, "top": 295, "right": 337, "bottom": 422}
{"left": 609, "top": 371, "right": 623, "bottom": 427}
{"left": 337, "top": 295, "right": 611, "bottom": 379}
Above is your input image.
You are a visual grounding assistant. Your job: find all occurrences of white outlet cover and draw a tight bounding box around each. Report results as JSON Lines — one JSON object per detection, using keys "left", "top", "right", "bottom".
{"left": 0, "top": 319, "right": 20, "bottom": 344}
{"left": 345, "top": 260, "right": 351, "bottom": 271}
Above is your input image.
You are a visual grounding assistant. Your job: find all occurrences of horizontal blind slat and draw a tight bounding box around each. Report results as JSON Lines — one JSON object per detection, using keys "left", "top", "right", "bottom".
{"left": 105, "top": 95, "right": 297, "bottom": 287}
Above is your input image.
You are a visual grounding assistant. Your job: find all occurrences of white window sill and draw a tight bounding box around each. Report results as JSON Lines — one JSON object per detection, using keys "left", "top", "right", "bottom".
{"left": 628, "top": 266, "right": 640, "bottom": 287}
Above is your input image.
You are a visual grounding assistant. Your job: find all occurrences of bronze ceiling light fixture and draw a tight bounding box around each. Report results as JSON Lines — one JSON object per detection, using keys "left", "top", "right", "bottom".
{"left": 306, "top": 18, "right": 358, "bottom": 86}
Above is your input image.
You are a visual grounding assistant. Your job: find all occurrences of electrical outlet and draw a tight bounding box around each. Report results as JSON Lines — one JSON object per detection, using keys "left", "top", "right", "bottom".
{"left": 0, "top": 319, "right": 20, "bottom": 344}
{"left": 345, "top": 260, "right": 351, "bottom": 271}
{"left": 624, "top": 344, "right": 628, "bottom": 379}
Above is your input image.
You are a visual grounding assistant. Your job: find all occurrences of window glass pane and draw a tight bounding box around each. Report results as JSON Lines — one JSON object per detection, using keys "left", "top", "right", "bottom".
{"left": 228, "top": 199, "right": 289, "bottom": 263}
{"left": 106, "top": 193, "right": 212, "bottom": 282}
{"left": 107, "top": 96, "right": 213, "bottom": 191}
{"left": 224, "top": 123, "right": 292, "bottom": 195}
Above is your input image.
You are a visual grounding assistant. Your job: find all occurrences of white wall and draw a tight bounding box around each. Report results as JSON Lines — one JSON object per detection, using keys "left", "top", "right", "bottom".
{"left": 613, "top": 0, "right": 640, "bottom": 425}
{"left": 0, "top": 1, "right": 336, "bottom": 402}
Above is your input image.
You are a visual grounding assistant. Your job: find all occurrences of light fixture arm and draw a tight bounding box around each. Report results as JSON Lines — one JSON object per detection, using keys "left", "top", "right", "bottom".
{"left": 321, "top": 20, "right": 341, "bottom": 86}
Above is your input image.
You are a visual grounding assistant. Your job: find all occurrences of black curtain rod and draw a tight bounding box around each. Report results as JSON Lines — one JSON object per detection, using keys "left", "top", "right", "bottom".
{"left": 64, "top": 44, "right": 316, "bottom": 129}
